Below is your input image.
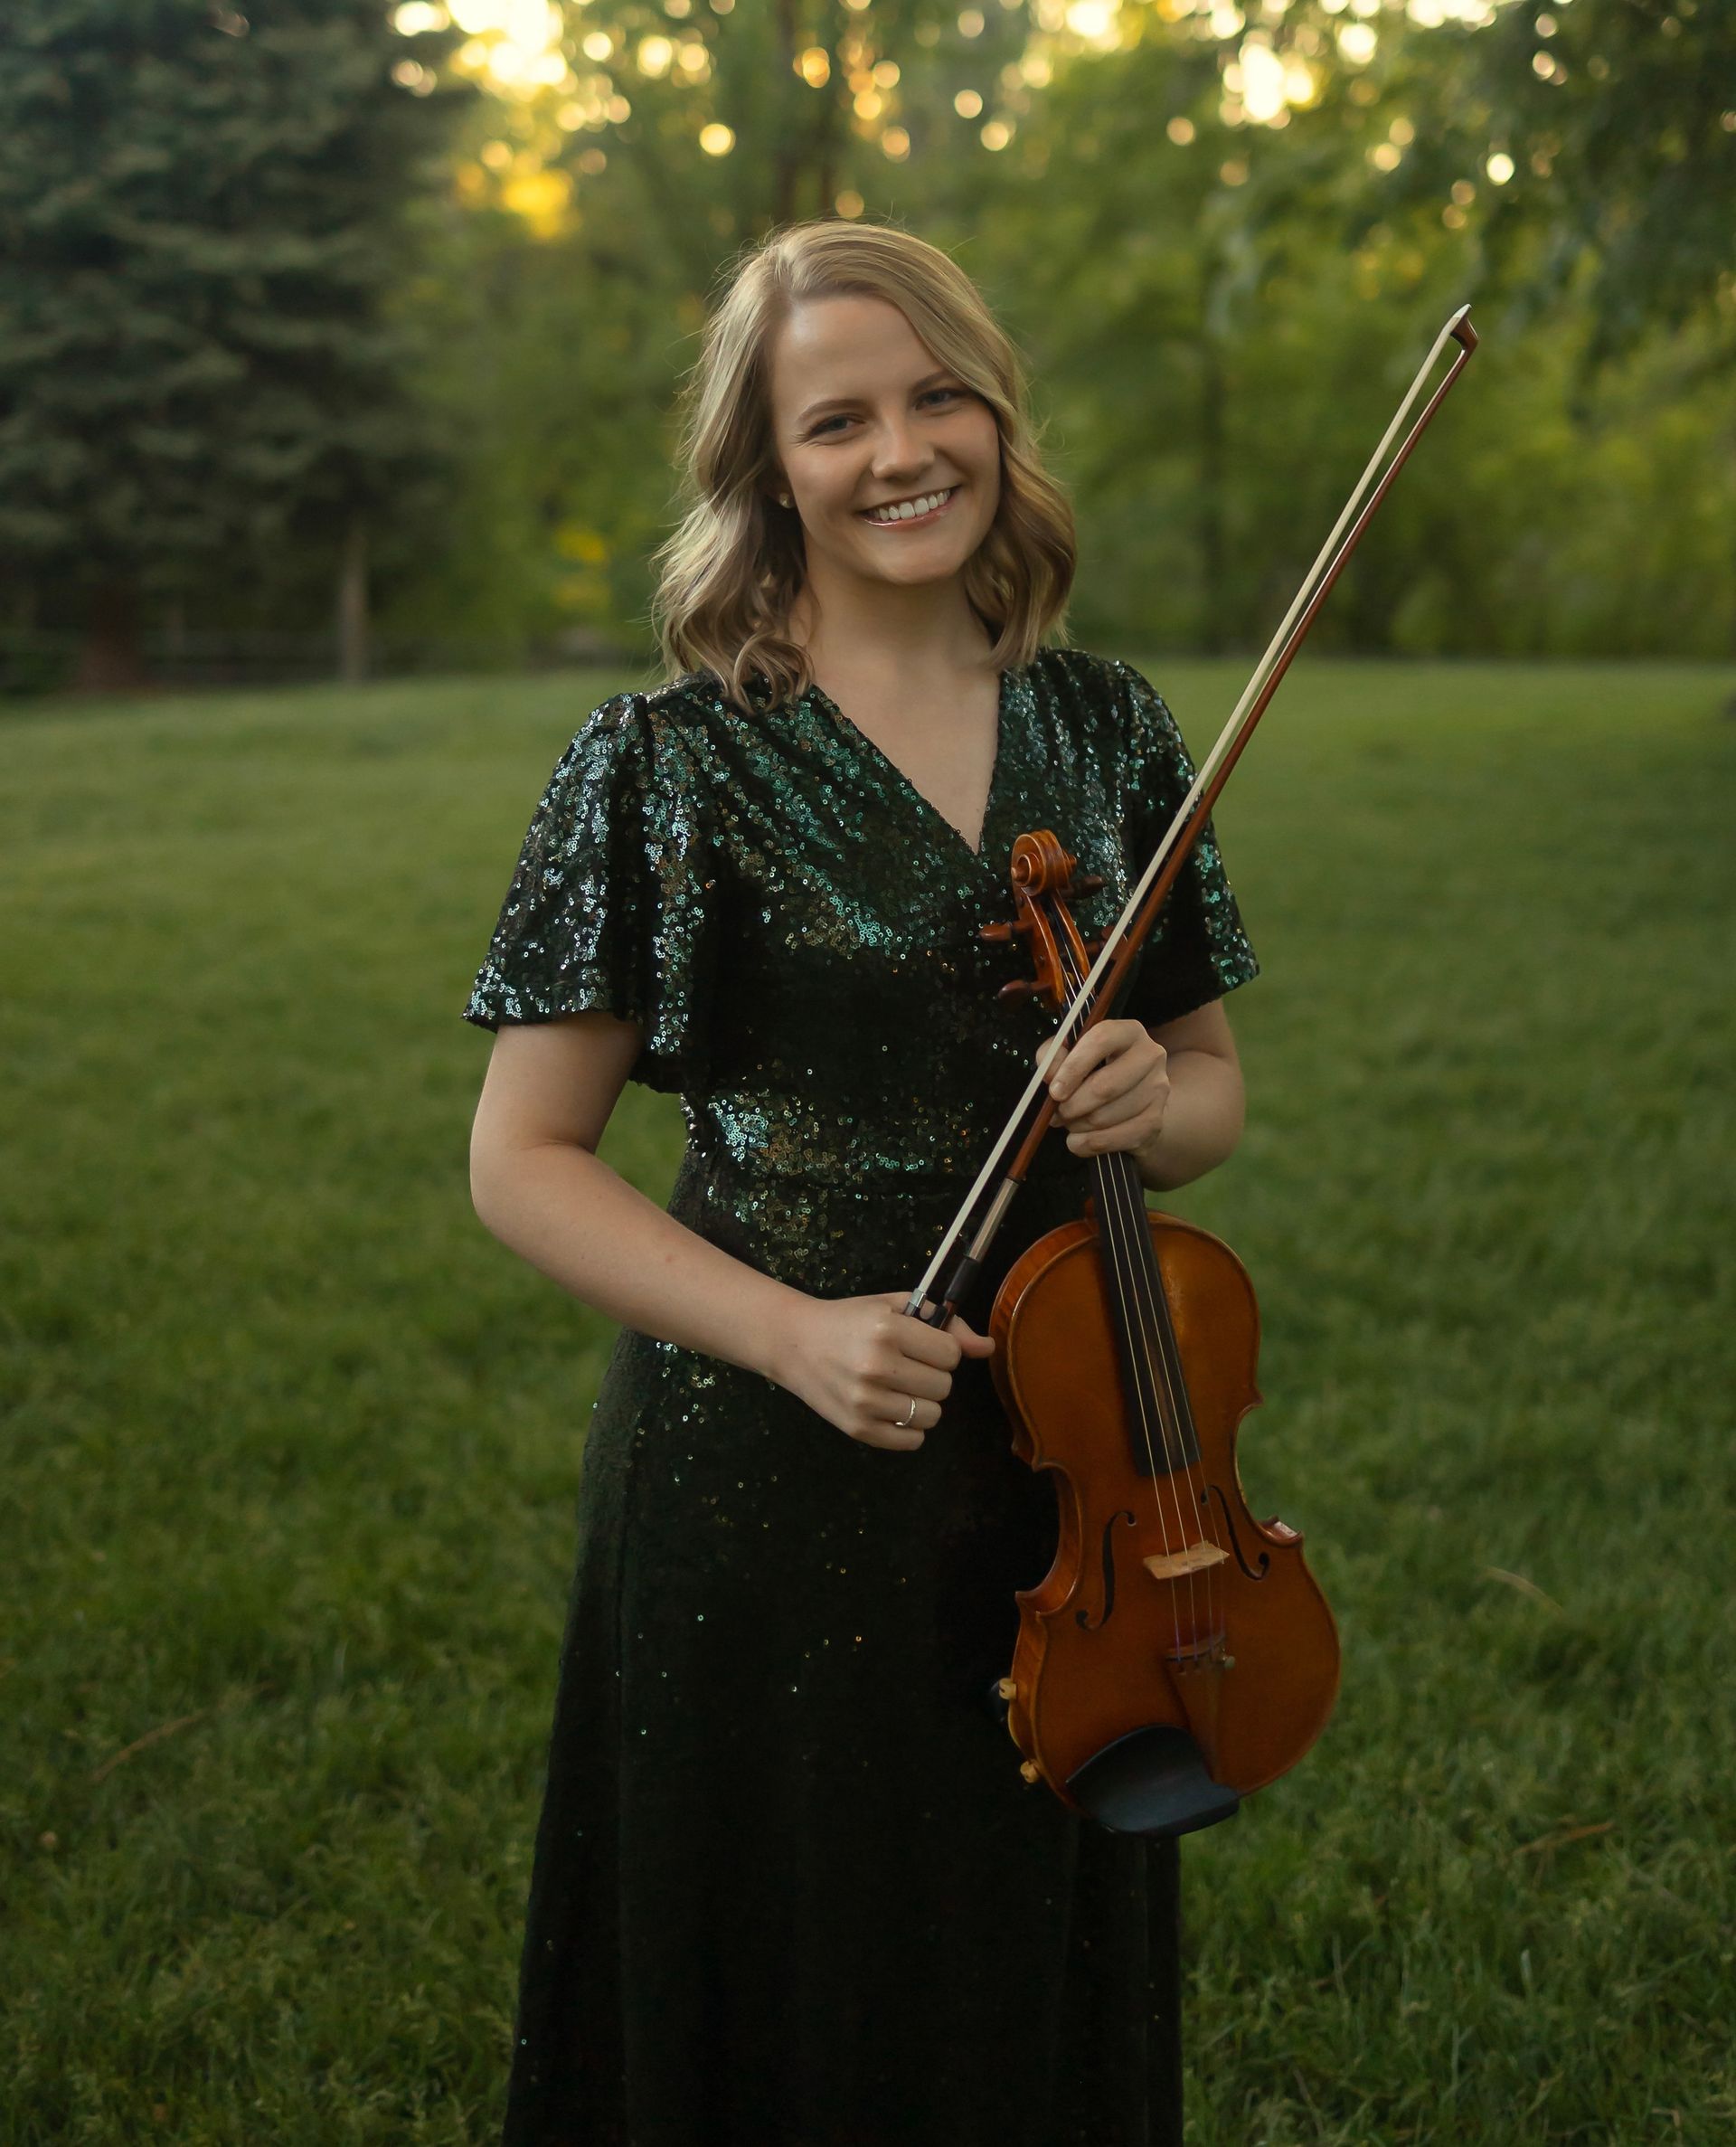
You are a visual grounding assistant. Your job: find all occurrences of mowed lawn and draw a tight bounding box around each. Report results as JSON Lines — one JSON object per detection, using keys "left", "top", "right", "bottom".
{"left": 3, "top": 657, "right": 1731, "bottom": 2146}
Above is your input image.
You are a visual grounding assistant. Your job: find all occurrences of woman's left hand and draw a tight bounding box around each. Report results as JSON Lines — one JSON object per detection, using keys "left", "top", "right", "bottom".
{"left": 1034, "top": 1018, "right": 1169, "bottom": 1159}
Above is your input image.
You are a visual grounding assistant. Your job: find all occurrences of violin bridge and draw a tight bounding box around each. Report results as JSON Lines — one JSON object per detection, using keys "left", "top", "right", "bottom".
{"left": 1143, "top": 1542, "right": 1230, "bottom": 1583}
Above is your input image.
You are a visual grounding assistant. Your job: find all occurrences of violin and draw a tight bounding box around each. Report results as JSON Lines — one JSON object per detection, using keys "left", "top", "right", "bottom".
{"left": 903, "top": 305, "right": 1480, "bottom": 1836}
{"left": 982, "top": 831, "right": 1337, "bottom": 1837}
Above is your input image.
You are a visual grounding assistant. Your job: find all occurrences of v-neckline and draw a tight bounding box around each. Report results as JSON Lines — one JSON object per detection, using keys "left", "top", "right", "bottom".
{"left": 804, "top": 667, "right": 1015, "bottom": 865}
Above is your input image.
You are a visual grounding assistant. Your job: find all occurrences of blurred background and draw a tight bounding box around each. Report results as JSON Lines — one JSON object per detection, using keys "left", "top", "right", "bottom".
{"left": 4, "top": 0, "right": 1733, "bottom": 696}
{"left": 4, "top": 5, "right": 1733, "bottom": 2144}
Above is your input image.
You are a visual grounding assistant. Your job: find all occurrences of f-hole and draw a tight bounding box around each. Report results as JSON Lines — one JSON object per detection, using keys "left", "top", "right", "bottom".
{"left": 1078, "top": 1509, "right": 1137, "bottom": 1630}
{"left": 1205, "top": 1482, "right": 1271, "bottom": 1580}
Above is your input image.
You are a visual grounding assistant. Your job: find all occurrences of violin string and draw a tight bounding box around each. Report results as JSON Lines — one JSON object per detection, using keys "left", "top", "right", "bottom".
{"left": 1050, "top": 924, "right": 1190, "bottom": 1654}
{"left": 1099, "top": 1146, "right": 1203, "bottom": 1645}
{"left": 1104, "top": 1138, "right": 1225, "bottom": 1647}
{"left": 1099, "top": 1094, "right": 1231, "bottom": 1645}
{"left": 1053, "top": 926, "right": 1199, "bottom": 1651}
{"left": 1057, "top": 925, "right": 1228, "bottom": 1650}
{"left": 1055, "top": 936, "right": 1202, "bottom": 1640}
{"left": 1130, "top": 1170, "right": 1229, "bottom": 1647}
{"left": 1087, "top": 1143, "right": 1191, "bottom": 1657}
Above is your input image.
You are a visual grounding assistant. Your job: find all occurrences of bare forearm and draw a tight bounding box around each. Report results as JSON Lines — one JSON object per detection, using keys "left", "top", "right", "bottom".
{"left": 470, "top": 1140, "right": 805, "bottom": 1382}
{"left": 1133, "top": 1046, "right": 1245, "bottom": 1193}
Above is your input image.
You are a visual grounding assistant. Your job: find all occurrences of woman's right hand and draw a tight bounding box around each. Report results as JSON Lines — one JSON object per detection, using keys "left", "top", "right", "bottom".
{"left": 772, "top": 1292, "right": 996, "bottom": 1452}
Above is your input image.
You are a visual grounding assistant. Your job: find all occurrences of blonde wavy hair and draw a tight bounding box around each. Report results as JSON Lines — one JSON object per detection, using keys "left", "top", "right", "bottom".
{"left": 648, "top": 218, "right": 1076, "bottom": 709}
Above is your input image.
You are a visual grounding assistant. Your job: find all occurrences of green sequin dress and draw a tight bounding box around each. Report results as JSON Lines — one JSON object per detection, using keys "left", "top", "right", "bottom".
{"left": 464, "top": 646, "right": 1258, "bottom": 2147}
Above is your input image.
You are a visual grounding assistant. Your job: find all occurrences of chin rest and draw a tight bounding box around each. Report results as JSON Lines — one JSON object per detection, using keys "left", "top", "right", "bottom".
{"left": 1067, "top": 1726, "right": 1241, "bottom": 1840}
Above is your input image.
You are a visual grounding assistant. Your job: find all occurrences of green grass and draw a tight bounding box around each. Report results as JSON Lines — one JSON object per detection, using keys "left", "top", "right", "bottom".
{"left": 3, "top": 658, "right": 1732, "bottom": 2145}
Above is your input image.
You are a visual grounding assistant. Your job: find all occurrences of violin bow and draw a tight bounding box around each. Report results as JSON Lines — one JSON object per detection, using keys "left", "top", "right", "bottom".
{"left": 907, "top": 303, "right": 1480, "bottom": 1326}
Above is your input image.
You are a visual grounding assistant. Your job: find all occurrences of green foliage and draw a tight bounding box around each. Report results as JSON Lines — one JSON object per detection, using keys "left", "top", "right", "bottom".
{"left": 378, "top": 202, "right": 693, "bottom": 657}
{"left": 379, "top": 0, "right": 1735, "bottom": 667}
{"left": 1401, "top": 0, "right": 1736, "bottom": 364}
{"left": 0, "top": 0, "right": 474, "bottom": 623}
{"left": 1, "top": 659, "right": 1732, "bottom": 2140}
{"left": 5, "top": 1, "right": 1733, "bottom": 670}
{"left": 922, "top": 11, "right": 1736, "bottom": 656}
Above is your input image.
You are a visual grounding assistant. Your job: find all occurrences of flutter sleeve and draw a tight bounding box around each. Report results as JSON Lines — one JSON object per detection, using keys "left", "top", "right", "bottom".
{"left": 1110, "top": 660, "right": 1260, "bottom": 1030}
{"left": 461, "top": 690, "right": 720, "bottom": 1096}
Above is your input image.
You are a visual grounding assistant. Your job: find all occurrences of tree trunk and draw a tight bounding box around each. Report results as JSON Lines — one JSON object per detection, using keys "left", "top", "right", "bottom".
{"left": 71, "top": 578, "right": 148, "bottom": 695}
{"left": 337, "top": 511, "right": 369, "bottom": 684}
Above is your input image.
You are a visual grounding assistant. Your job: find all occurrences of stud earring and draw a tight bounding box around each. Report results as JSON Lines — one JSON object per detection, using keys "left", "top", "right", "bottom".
{"left": 778, "top": 494, "right": 792, "bottom": 507}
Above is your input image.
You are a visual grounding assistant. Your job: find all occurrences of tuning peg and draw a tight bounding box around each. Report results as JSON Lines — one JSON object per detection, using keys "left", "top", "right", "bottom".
{"left": 1074, "top": 873, "right": 1105, "bottom": 894}
{"left": 977, "top": 920, "right": 1016, "bottom": 944}
{"left": 996, "top": 979, "right": 1038, "bottom": 1001}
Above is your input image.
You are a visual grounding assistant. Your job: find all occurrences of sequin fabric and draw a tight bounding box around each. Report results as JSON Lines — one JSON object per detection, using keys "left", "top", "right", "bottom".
{"left": 464, "top": 646, "right": 1258, "bottom": 2147}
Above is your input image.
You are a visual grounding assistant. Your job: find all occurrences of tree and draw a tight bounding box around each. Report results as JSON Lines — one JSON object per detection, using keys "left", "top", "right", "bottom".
{"left": 0, "top": 0, "right": 474, "bottom": 691}
{"left": 1405, "top": 0, "right": 1736, "bottom": 367}
{"left": 381, "top": 0, "right": 1736, "bottom": 666}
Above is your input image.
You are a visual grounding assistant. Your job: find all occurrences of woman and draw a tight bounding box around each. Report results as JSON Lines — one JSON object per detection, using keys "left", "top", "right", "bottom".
{"left": 464, "top": 218, "right": 1258, "bottom": 2147}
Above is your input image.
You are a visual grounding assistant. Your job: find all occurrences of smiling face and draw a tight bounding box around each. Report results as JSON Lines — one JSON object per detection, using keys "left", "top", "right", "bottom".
{"left": 765, "top": 292, "right": 1003, "bottom": 601}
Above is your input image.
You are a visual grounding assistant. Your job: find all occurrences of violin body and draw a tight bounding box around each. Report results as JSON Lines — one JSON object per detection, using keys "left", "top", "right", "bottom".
{"left": 988, "top": 1201, "right": 1339, "bottom": 1817}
